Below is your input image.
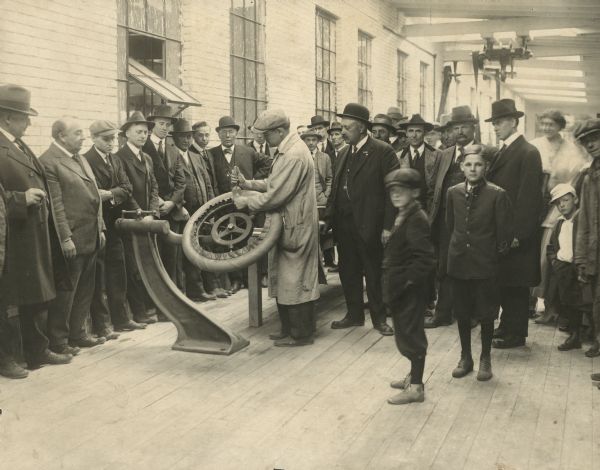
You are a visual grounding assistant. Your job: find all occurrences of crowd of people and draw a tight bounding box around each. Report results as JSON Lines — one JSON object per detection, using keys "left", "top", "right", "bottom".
{"left": 1, "top": 82, "right": 600, "bottom": 408}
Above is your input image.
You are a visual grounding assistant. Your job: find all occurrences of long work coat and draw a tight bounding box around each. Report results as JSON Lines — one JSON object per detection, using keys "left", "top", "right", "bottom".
{"left": 244, "top": 132, "right": 320, "bottom": 305}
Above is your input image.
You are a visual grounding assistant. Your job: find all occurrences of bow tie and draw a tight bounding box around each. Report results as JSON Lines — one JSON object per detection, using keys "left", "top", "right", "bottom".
{"left": 224, "top": 148, "right": 232, "bottom": 155}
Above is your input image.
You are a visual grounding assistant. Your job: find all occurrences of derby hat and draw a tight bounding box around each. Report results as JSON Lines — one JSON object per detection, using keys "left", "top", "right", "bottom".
{"left": 449, "top": 105, "right": 478, "bottom": 126}
{"left": 147, "top": 104, "right": 177, "bottom": 123}
{"left": 0, "top": 84, "right": 38, "bottom": 116}
{"left": 573, "top": 118, "right": 600, "bottom": 142}
{"left": 169, "top": 118, "right": 194, "bottom": 134}
{"left": 328, "top": 121, "right": 343, "bottom": 134}
{"left": 89, "top": 120, "right": 119, "bottom": 137}
{"left": 216, "top": 115, "right": 240, "bottom": 132}
{"left": 485, "top": 98, "right": 524, "bottom": 122}
{"left": 399, "top": 114, "right": 434, "bottom": 132}
{"left": 308, "top": 115, "right": 330, "bottom": 128}
{"left": 371, "top": 114, "right": 397, "bottom": 132}
{"left": 252, "top": 109, "right": 290, "bottom": 133}
{"left": 300, "top": 128, "right": 322, "bottom": 141}
{"left": 336, "top": 103, "right": 371, "bottom": 127}
{"left": 120, "top": 111, "right": 155, "bottom": 132}
{"left": 384, "top": 168, "right": 421, "bottom": 190}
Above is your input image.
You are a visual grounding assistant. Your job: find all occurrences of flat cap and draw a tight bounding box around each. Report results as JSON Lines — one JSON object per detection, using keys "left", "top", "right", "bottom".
{"left": 550, "top": 183, "right": 577, "bottom": 204}
{"left": 252, "top": 109, "right": 290, "bottom": 133}
{"left": 573, "top": 118, "right": 600, "bottom": 141}
{"left": 90, "top": 120, "right": 119, "bottom": 137}
{"left": 462, "top": 143, "right": 484, "bottom": 158}
{"left": 384, "top": 168, "right": 421, "bottom": 190}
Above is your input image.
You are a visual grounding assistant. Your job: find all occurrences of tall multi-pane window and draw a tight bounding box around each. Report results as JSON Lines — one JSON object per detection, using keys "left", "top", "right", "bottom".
{"left": 397, "top": 50, "right": 408, "bottom": 114}
{"left": 230, "top": 0, "right": 267, "bottom": 138}
{"left": 357, "top": 31, "right": 372, "bottom": 109}
{"left": 419, "top": 61, "right": 428, "bottom": 116}
{"left": 315, "top": 9, "right": 337, "bottom": 122}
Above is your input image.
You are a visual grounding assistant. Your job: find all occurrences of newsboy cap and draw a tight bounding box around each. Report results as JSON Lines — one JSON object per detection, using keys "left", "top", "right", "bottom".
{"left": 251, "top": 109, "right": 290, "bottom": 133}
{"left": 384, "top": 168, "right": 421, "bottom": 190}
{"left": 573, "top": 118, "right": 600, "bottom": 142}
{"left": 89, "top": 120, "right": 119, "bottom": 137}
{"left": 462, "top": 143, "right": 484, "bottom": 158}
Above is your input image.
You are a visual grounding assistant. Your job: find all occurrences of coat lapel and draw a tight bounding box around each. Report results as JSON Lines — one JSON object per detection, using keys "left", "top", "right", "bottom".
{"left": 87, "top": 147, "right": 112, "bottom": 184}
{"left": 54, "top": 145, "right": 91, "bottom": 182}
{"left": 488, "top": 135, "right": 522, "bottom": 175}
{"left": 0, "top": 132, "right": 40, "bottom": 174}
{"left": 350, "top": 136, "right": 373, "bottom": 179}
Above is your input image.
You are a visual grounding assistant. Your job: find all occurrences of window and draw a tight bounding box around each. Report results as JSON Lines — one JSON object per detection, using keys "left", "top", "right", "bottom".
{"left": 230, "top": 0, "right": 267, "bottom": 139}
{"left": 117, "top": 0, "right": 183, "bottom": 118}
{"left": 358, "top": 32, "right": 372, "bottom": 109}
{"left": 315, "top": 9, "right": 337, "bottom": 123}
{"left": 419, "top": 62, "right": 428, "bottom": 116}
{"left": 397, "top": 50, "right": 408, "bottom": 114}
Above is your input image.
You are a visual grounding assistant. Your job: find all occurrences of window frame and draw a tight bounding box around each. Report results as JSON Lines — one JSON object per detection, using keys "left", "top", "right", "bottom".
{"left": 315, "top": 9, "right": 337, "bottom": 123}
{"left": 419, "top": 61, "right": 428, "bottom": 117}
{"left": 357, "top": 31, "right": 373, "bottom": 110}
{"left": 397, "top": 50, "right": 408, "bottom": 114}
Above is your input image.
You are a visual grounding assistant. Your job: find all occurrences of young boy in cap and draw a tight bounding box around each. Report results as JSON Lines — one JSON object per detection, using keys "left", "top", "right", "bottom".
{"left": 383, "top": 168, "right": 436, "bottom": 405}
{"left": 446, "top": 145, "right": 512, "bottom": 381}
{"left": 546, "top": 183, "right": 589, "bottom": 351}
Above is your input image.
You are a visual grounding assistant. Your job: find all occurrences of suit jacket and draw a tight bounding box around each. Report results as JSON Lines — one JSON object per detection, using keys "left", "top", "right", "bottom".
{"left": 180, "top": 150, "right": 215, "bottom": 212}
{"left": 326, "top": 136, "right": 399, "bottom": 246}
{"left": 382, "top": 203, "right": 435, "bottom": 305}
{"left": 390, "top": 136, "right": 405, "bottom": 153}
{"left": 83, "top": 145, "right": 132, "bottom": 230}
{"left": 313, "top": 150, "right": 332, "bottom": 206}
{"left": 487, "top": 134, "right": 544, "bottom": 286}
{"left": 114, "top": 144, "right": 160, "bottom": 213}
{"left": 40, "top": 143, "right": 104, "bottom": 256}
{"left": 398, "top": 143, "right": 442, "bottom": 212}
{"left": 247, "top": 139, "right": 273, "bottom": 157}
{"left": 446, "top": 181, "right": 512, "bottom": 280}
{"left": 142, "top": 136, "right": 185, "bottom": 207}
{"left": 208, "top": 144, "right": 271, "bottom": 195}
{"left": 322, "top": 140, "right": 336, "bottom": 166}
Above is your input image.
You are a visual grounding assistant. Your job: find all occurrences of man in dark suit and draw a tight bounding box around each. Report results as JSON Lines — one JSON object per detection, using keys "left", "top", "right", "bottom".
{"left": 0, "top": 84, "right": 73, "bottom": 369}
{"left": 144, "top": 104, "right": 186, "bottom": 288}
{"left": 387, "top": 106, "right": 408, "bottom": 153}
{"left": 84, "top": 120, "right": 146, "bottom": 333}
{"left": 325, "top": 103, "right": 398, "bottom": 335}
{"left": 308, "top": 115, "right": 336, "bottom": 163}
{"left": 114, "top": 112, "right": 160, "bottom": 325}
{"left": 40, "top": 117, "right": 106, "bottom": 353}
{"left": 247, "top": 125, "right": 274, "bottom": 157}
{"left": 486, "top": 99, "right": 544, "bottom": 349}
{"left": 371, "top": 114, "right": 396, "bottom": 145}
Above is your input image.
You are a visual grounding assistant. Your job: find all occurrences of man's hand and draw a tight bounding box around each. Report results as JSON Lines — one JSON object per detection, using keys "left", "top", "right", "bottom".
{"left": 231, "top": 166, "right": 248, "bottom": 189}
{"left": 25, "top": 188, "right": 46, "bottom": 206}
{"left": 577, "top": 265, "right": 588, "bottom": 284}
{"left": 142, "top": 214, "right": 154, "bottom": 222}
{"left": 99, "top": 189, "right": 113, "bottom": 202}
{"left": 510, "top": 237, "right": 520, "bottom": 249}
{"left": 61, "top": 239, "right": 77, "bottom": 259}
{"left": 381, "top": 229, "right": 391, "bottom": 246}
{"left": 99, "top": 232, "right": 106, "bottom": 250}
{"left": 159, "top": 200, "right": 175, "bottom": 217}
{"left": 233, "top": 196, "right": 248, "bottom": 210}
{"left": 320, "top": 221, "right": 331, "bottom": 235}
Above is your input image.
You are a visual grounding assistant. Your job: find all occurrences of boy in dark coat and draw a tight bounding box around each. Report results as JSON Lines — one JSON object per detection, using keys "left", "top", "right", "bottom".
{"left": 383, "top": 169, "right": 436, "bottom": 405}
{"left": 447, "top": 145, "right": 512, "bottom": 381}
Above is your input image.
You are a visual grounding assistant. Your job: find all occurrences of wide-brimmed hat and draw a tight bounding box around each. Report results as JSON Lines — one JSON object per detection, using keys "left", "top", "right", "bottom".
{"left": 216, "top": 116, "right": 240, "bottom": 132}
{"left": 120, "top": 111, "right": 155, "bottom": 132}
{"left": 90, "top": 120, "right": 119, "bottom": 137}
{"left": 169, "top": 118, "right": 194, "bottom": 135}
{"left": 485, "top": 99, "right": 524, "bottom": 122}
{"left": 308, "top": 115, "right": 330, "bottom": 129}
{"left": 300, "top": 129, "right": 322, "bottom": 141}
{"left": 371, "top": 114, "right": 396, "bottom": 132}
{"left": 336, "top": 103, "right": 371, "bottom": 127}
{"left": 449, "top": 105, "right": 478, "bottom": 126}
{"left": 328, "top": 121, "right": 343, "bottom": 134}
{"left": 573, "top": 118, "right": 600, "bottom": 142}
{"left": 0, "top": 84, "right": 38, "bottom": 116}
{"left": 147, "top": 104, "right": 177, "bottom": 124}
{"left": 399, "top": 114, "right": 434, "bottom": 132}
{"left": 384, "top": 168, "right": 421, "bottom": 190}
{"left": 386, "top": 106, "right": 406, "bottom": 122}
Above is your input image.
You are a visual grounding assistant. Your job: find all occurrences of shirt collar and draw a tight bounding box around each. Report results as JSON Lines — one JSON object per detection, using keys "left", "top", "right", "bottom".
{"left": 0, "top": 126, "right": 16, "bottom": 142}
{"left": 501, "top": 131, "right": 521, "bottom": 148}
{"left": 94, "top": 146, "right": 108, "bottom": 161}
{"left": 127, "top": 141, "right": 143, "bottom": 159}
{"left": 54, "top": 140, "right": 74, "bottom": 158}
{"left": 354, "top": 135, "right": 368, "bottom": 153}
{"left": 411, "top": 143, "right": 425, "bottom": 156}
{"left": 191, "top": 141, "right": 205, "bottom": 153}
{"left": 150, "top": 133, "right": 163, "bottom": 146}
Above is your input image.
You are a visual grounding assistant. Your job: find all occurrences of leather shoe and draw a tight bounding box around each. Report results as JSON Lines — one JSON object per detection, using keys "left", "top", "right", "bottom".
{"left": 97, "top": 329, "right": 120, "bottom": 341}
{"left": 374, "top": 323, "right": 394, "bottom": 336}
{"left": 387, "top": 383, "right": 424, "bottom": 405}
{"left": 424, "top": 315, "right": 452, "bottom": 329}
{"left": 477, "top": 355, "right": 493, "bottom": 381}
{"left": 230, "top": 280, "right": 242, "bottom": 293}
{"left": 585, "top": 343, "right": 600, "bottom": 358}
{"left": 269, "top": 331, "right": 289, "bottom": 340}
{"left": 492, "top": 335, "right": 526, "bottom": 349}
{"left": 557, "top": 333, "right": 581, "bottom": 351}
{"left": 28, "top": 349, "right": 72, "bottom": 369}
{"left": 331, "top": 316, "right": 364, "bottom": 329}
{"left": 0, "top": 358, "right": 29, "bottom": 379}
{"left": 273, "top": 337, "right": 314, "bottom": 347}
{"left": 590, "top": 373, "right": 600, "bottom": 381}
{"left": 70, "top": 336, "right": 106, "bottom": 348}
{"left": 114, "top": 320, "right": 146, "bottom": 331}
{"left": 51, "top": 344, "right": 80, "bottom": 356}
{"left": 452, "top": 355, "right": 474, "bottom": 378}
{"left": 390, "top": 373, "right": 411, "bottom": 390}
{"left": 213, "top": 288, "right": 229, "bottom": 298}
{"left": 134, "top": 312, "right": 157, "bottom": 324}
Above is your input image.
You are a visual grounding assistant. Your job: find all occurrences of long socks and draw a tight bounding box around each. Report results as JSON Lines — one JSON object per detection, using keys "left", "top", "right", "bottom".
{"left": 457, "top": 318, "right": 472, "bottom": 357}
{"left": 480, "top": 320, "right": 493, "bottom": 357}
{"left": 410, "top": 356, "right": 425, "bottom": 385}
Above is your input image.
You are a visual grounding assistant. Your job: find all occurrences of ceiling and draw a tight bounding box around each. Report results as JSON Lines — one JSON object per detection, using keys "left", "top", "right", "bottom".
{"left": 389, "top": 0, "right": 600, "bottom": 110}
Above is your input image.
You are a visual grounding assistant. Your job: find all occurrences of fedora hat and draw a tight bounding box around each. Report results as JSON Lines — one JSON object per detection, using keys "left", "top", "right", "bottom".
{"left": 308, "top": 115, "right": 330, "bottom": 129}
{"left": 386, "top": 106, "right": 406, "bottom": 122}
{"left": 449, "top": 105, "right": 478, "bottom": 126}
{"left": 337, "top": 103, "right": 371, "bottom": 127}
{"left": 485, "top": 99, "right": 524, "bottom": 122}
{"left": 0, "top": 84, "right": 38, "bottom": 116}
{"left": 438, "top": 114, "right": 452, "bottom": 131}
{"left": 328, "top": 121, "right": 343, "bottom": 134}
{"left": 300, "top": 128, "right": 322, "bottom": 141}
{"left": 147, "top": 104, "right": 177, "bottom": 123}
{"left": 399, "top": 114, "right": 434, "bottom": 132}
{"left": 371, "top": 114, "right": 396, "bottom": 132}
{"left": 120, "top": 111, "right": 155, "bottom": 132}
{"left": 216, "top": 116, "right": 240, "bottom": 132}
{"left": 169, "top": 118, "right": 194, "bottom": 135}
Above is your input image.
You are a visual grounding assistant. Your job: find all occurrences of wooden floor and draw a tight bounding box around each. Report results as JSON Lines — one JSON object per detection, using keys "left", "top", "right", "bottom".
{"left": 1, "top": 275, "right": 599, "bottom": 470}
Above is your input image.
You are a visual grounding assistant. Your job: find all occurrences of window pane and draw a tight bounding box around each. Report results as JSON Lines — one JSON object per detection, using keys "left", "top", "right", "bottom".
{"left": 256, "top": 63, "right": 266, "bottom": 102}
{"left": 232, "top": 97, "right": 245, "bottom": 126}
{"left": 245, "top": 60, "right": 257, "bottom": 99}
{"left": 232, "top": 57, "right": 245, "bottom": 96}
{"left": 316, "top": 16, "right": 323, "bottom": 47}
{"left": 245, "top": 21, "right": 256, "bottom": 59}
{"left": 256, "top": 24, "right": 265, "bottom": 60}
{"left": 323, "top": 52, "right": 330, "bottom": 81}
{"left": 316, "top": 81, "right": 323, "bottom": 111}
{"left": 231, "top": 15, "right": 245, "bottom": 56}
{"left": 128, "top": 0, "right": 146, "bottom": 30}
{"left": 323, "top": 20, "right": 330, "bottom": 50}
{"left": 323, "top": 83, "right": 330, "bottom": 111}
{"left": 316, "top": 49, "right": 323, "bottom": 79}
{"left": 146, "top": 0, "right": 165, "bottom": 36}
{"left": 330, "top": 21, "right": 336, "bottom": 51}
{"left": 245, "top": 100, "right": 257, "bottom": 132}
{"left": 330, "top": 52, "right": 336, "bottom": 81}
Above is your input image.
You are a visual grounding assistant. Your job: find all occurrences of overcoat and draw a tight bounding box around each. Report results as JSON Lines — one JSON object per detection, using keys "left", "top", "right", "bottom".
{"left": 180, "top": 150, "right": 215, "bottom": 212}
{"left": 397, "top": 143, "right": 442, "bottom": 212}
{"left": 40, "top": 143, "right": 104, "bottom": 256}
{"left": 313, "top": 149, "right": 332, "bottom": 206}
{"left": 486, "top": 135, "right": 544, "bottom": 286}
{"left": 244, "top": 132, "right": 320, "bottom": 305}
{"left": 114, "top": 144, "right": 160, "bottom": 213}
{"left": 0, "top": 132, "right": 68, "bottom": 305}
{"left": 143, "top": 137, "right": 185, "bottom": 207}
{"left": 208, "top": 144, "right": 271, "bottom": 195}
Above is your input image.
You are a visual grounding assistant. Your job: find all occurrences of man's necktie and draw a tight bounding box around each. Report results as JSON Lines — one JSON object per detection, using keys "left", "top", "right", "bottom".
{"left": 15, "top": 138, "right": 35, "bottom": 165}
{"left": 259, "top": 144, "right": 264, "bottom": 154}
{"left": 157, "top": 140, "right": 165, "bottom": 163}
{"left": 456, "top": 146, "right": 464, "bottom": 164}
{"left": 412, "top": 149, "right": 420, "bottom": 167}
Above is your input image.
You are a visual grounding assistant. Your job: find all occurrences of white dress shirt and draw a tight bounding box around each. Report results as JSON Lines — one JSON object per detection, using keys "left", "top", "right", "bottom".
{"left": 222, "top": 145, "right": 234, "bottom": 164}
{"left": 556, "top": 215, "right": 575, "bottom": 263}
{"left": 127, "top": 142, "right": 143, "bottom": 162}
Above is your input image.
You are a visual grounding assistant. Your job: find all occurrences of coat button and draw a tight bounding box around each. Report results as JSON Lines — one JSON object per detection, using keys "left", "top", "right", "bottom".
{"left": 466, "top": 243, "right": 471, "bottom": 248}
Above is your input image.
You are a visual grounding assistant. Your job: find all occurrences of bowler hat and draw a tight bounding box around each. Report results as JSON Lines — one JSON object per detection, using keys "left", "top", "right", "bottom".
{"left": 90, "top": 120, "right": 119, "bottom": 137}
{"left": 573, "top": 118, "right": 600, "bottom": 141}
{"left": 147, "top": 104, "right": 177, "bottom": 123}
{"left": 387, "top": 106, "right": 406, "bottom": 122}
{"left": 120, "top": 111, "right": 155, "bottom": 132}
{"left": 336, "top": 103, "right": 371, "bottom": 127}
{"left": 328, "top": 121, "right": 343, "bottom": 134}
{"left": 252, "top": 109, "right": 290, "bottom": 133}
{"left": 384, "top": 168, "right": 421, "bottom": 190}
{"left": 0, "top": 84, "right": 38, "bottom": 116}
{"left": 169, "top": 118, "right": 194, "bottom": 134}
{"left": 371, "top": 114, "right": 397, "bottom": 132}
{"left": 216, "top": 116, "right": 240, "bottom": 132}
{"left": 485, "top": 99, "right": 524, "bottom": 122}
{"left": 399, "top": 114, "right": 434, "bottom": 132}
{"left": 449, "top": 106, "right": 478, "bottom": 126}
{"left": 300, "top": 129, "right": 322, "bottom": 141}
{"left": 308, "top": 115, "right": 330, "bottom": 129}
